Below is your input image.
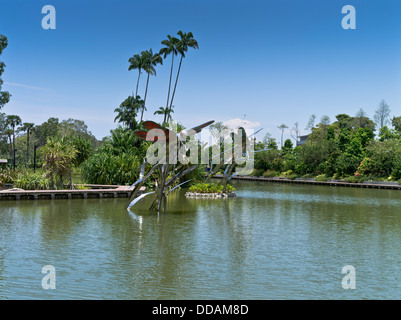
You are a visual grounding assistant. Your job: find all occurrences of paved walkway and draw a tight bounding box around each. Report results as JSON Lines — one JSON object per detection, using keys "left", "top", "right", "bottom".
{"left": 0, "top": 185, "right": 146, "bottom": 200}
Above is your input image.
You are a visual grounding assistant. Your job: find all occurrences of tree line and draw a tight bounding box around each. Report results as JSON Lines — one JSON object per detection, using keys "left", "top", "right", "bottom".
{"left": 253, "top": 100, "right": 401, "bottom": 183}
{"left": 0, "top": 30, "right": 201, "bottom": 189}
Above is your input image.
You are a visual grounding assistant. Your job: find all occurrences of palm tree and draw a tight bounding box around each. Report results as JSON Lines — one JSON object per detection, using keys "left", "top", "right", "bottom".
{"left": 114, "top": 95, "right": 143, "bottom": 131}
{"left": 128, "top": 53, "right": 145, "bottom": 98}
{"left": 6, "top": 115, "right": 22, "bottom": 168}
{"left": 154, "top": 106, "right": 174, "bottom": 125}
{"left": 141, "top": 49, "right": 163, "bottom": 122}
{"left": 19, "top": 122, "right": 35, "bottom": 163}
{"left": 42, "top": 136, "right": 77, "bottom": 189}
{"left": 277, "top": 123, "right": 289, "bottom": 149}
{"left": 166, "top": 105, "right": 175, "bottom": 123}
{"left": 169, "top": 31, "right": 199, "bottom": 111}
{"left": 159, "top": 35, "right": 179, "bottom": 112}
{"left": 4, "top": 128, "right": 13, "bottom": 158}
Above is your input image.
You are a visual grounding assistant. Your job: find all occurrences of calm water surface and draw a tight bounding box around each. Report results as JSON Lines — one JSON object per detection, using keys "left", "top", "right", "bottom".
{"left": 1, "top": 180, "right": 401, "bottom": 299}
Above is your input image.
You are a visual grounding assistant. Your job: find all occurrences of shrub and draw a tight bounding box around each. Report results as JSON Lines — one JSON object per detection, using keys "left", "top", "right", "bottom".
{"left": 315, "top": 174, "right": 328, "bottom": 182}
{"left": 13, "top": 171, "right": 50, "bottom": 190}
{"left": 81, "top": 151, "right": 141, "bottom": 185}
{"left": 251, "top": 168, "right": 264, "bottom": 177}
{"left": 335, "top": 153, "right": 361, "bottom": 177}
{"left": 279, "top": 170, "right": 297, "bottom": 179}
{"left": 41, "top": 137, "right": 77, "bottom": 189}
{"left": 391, "top": 158, "right": 401, "bottom": 180}
{"left": 332, "top": 172, "right": 341, "bottom": 180}
{"left": 344, "top": 175, "right": 365, "bottom": 183}
{"left": 354, "top": 157, "right": 377, "bottom": 177}
{"left": 188, "top": 182, "right": 234, "bottom": 194}
{"left": 0, "top": 168, "right": 19, "bottom": 186}
{"left": 74, "top": 184, "right": 88, "bottom": 190}
{"left": 263, "top": 170, "right": 280, "bottom": 177}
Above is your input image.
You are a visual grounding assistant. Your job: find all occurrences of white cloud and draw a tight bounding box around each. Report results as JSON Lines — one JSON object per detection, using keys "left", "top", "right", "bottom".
{"left": 4, "top": 82, "right": 51, "bottom": 92}
{"left": 223, "top": 118, "right": 261, "bottom": 129}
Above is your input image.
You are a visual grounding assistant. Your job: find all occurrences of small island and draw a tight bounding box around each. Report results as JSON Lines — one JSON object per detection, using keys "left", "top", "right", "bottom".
{"left": 185, "top": 182, "right": 237, "bottom": 198}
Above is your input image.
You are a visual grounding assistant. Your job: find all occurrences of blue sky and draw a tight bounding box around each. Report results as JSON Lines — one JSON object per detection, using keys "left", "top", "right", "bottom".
{"left": 1, "top": 0, "right": 401, "bottom": 142}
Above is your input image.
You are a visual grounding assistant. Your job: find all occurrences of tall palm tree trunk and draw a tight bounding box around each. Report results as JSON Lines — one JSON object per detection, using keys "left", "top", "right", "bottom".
{"left": 7, "top": 135, "right": 12, "bottom": 159}
{"left": 135, "top": 68, "right": 141, "bottom": 98}
{"left": 166, "top": 54, "right": 175, "bottom": 110}
{"left": 12, "top": 126, "right": 16, "bottom": 169}
{"left": 26, "top": 130, "right": 30, "bottom": 163}
{"left": 169, "top": 54, "right": 183, "bottom": 110}
{"left": 141, "top": 73, "right": 150, "bottom": 122}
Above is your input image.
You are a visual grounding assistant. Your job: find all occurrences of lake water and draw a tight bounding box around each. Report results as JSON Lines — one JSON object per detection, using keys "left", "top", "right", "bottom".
{"left": 1, "top": 180, "right": 401, "bottom": 299}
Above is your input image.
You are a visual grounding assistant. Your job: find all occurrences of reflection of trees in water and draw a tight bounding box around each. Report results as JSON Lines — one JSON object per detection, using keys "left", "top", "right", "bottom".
{"left": 0, "top": 243, "right": 4, "bottom": 298}
{"left": 183, "top": 196, "right": 253, "bottom": 296}
{"left": 104, "top": 193, "right": 200, "bottom": 299}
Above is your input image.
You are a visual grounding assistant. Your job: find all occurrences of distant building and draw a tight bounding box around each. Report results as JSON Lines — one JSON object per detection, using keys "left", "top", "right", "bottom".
{"left": 296, "top": 135, "right": 309, "bottom": 146}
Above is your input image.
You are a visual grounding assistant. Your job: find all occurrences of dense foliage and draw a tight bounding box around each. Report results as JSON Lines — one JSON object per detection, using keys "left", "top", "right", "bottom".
{"left": 189, "top": 182, "right": 235, "bottom": 194}
{"left": 0, "top": 34, "right": 11, "bottom": 109}
{"left": 253, "top": 111, "right": 401, "bottom": 182}
{"left": 81, "top": 127, "right": 147, "bottom": 185}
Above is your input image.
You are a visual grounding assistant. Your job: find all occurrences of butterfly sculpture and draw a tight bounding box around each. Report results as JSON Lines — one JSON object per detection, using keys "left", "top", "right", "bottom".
{"left": 134, "top": 120, "right": 215, "bottom": 142}
{"left": 126, "top": 120, "right": 214, "bottom": 213}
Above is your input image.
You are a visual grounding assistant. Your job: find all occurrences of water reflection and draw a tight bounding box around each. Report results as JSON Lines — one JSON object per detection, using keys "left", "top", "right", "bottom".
{"left": 1, "top": 181, "right": 401, "bottom": 299}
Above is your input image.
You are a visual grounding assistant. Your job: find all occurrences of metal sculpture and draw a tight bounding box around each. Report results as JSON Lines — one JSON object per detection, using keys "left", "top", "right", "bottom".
{"left": 204, "top": 126, "right": 254, "bottom": 192}
{"left": 126, "top": 120, "right": 214, "bottom": 212}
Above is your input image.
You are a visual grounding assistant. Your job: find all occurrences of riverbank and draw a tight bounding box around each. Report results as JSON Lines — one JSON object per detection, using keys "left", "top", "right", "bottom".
{"left": 213, "top": 174, "right": 401, "bottom": 190}
{"left": 0, "top": 184, "right": 145, "bottom": 200}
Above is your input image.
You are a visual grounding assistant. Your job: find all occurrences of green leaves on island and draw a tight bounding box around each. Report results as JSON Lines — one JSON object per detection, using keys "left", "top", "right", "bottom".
{"left": 189, "top": 183, "right": 235, "bottom": 194}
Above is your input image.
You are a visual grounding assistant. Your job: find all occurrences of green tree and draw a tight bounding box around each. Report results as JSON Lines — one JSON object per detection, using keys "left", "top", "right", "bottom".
{"left": 391, "top": 116, "right": 401, "bottom": 133}
{"left": 153, "top": 106, "right": 173, "bottom": 125}
{"left": 128, "top": 52, "right": 146, "bottom": 99}
{"left": 366, "top": 139, "right": 401, "bottom": 177}
{"left": 3, "top": 128, "right": 13, "bottom": 158}
{"left": 262, "top": 133, "right": 278, "bottom": 150}
{"left": 0, "top": 112, "right": 9, "bottom": 156}
{"left": 159, "top": 34, "right": 179, "bottom": 115}
{"left": 19, "top": 122, "right": 35, "bottom": 163}
{"left": 168, "top": 31, "right": 199, "bottom": 112}
{"left": 81, "top": 127, "right": 145, "bottom": 185}
{"left": 0, "top": 35, "right": 11, "bottom": 109}
{"left": 72, "top": 136, "right": 92, "bottom": 167}
{"left": 335, "top": 114, "right": 352, "bottom": 129}
{"left": 114, "top": 95, "right": 142, "bottom": 130}
{"left": 41, "top": 137, "right": 77, "bottom": 189}
{"left": 282, "top": 139, "right": 293, "bottom": 155}
{"left": 378, "top": 126, "right": 397, "bottom": 142}
{"left": 6, "top": 115, "right": 22, "bottom": 167}
{"left": 33, "top": 117, "right": 60, "bottom": 147}
{"left": 353, "top": 108, "right": 375, "bottom": 130}
{"left": 326, "top": 126, "right": 335, "bottom": 141}
{"left": 141, "top": 49, "right": 163, "bottom": 122}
